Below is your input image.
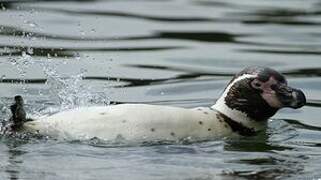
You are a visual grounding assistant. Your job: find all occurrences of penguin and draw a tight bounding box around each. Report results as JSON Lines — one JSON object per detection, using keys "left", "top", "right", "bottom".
{"left": 8, "top": 67, "right": 306, "bottom": 143}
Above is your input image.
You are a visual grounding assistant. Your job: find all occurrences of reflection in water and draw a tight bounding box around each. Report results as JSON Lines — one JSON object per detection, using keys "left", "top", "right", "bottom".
{"left": 12, "top": 5, "right": 214, "bottom": 22}
{"left": 0, "top": 46, "right": 74, "bottom": 58}
{"left": 0, "top": 25, "right": 238, "bottom": 43}
{"left": 240, "top": 49, "right": 321, "bottom": 55}
{"left": 0, "top": 45, "right": 184, "bottom": 57}
{"left": 3, "top": 140, "right": 27, "bottom": 180}
{"left": 283, "top": 119, "right": 321, "bottom": 131}
{"left": 1, "top": 65, "right": 320, "bottom": 89}
{"left": 222, "top": 127, "right": 306, "bottom": 180}
{"left": 130, "top": 31, "right": 238, "bottom": 43}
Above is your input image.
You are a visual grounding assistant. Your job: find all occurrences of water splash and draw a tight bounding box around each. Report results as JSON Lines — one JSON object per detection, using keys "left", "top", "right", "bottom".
{"left": 7, "top": 51, "right": 34, "bottom": 94}
{"left": 23, "top": 20, "right": 38, "bottom": 28}
{"left": 44, "top": 67, "right": 91, "bottom": 109}
{"left": 9, "top": 51, "right": 32, "bottom": 77}
{"left": 0, "top": 98, "right": 12, "bottom": 135}
{"left": 7, "top": 48, "right": 110, "bottom": 117}
{"left": 40, "top": 55, "right": 110, "bottom": 111}
{"left": 74, "top": 52, "right": 81, "bottom": 60}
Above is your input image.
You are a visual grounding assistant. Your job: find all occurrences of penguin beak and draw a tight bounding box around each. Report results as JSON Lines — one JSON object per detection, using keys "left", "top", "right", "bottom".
{"left": 275, "top": 84, "right": 306, "bottom": 109}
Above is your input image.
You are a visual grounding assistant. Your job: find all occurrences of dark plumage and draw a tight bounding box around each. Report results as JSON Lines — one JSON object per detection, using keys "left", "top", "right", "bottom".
{"left": 223, "top": 66, "right": 305, "bottom": 121}
{"left": 224, "top": 78, "right": 278, "bottom": 121}
{"left": 10, "top": 95, "right": 27, "bottom": 130}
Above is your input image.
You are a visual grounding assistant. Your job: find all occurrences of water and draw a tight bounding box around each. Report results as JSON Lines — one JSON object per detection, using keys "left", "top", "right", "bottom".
{"left": 0, "top": 0, "right": 321, "bottom": 179}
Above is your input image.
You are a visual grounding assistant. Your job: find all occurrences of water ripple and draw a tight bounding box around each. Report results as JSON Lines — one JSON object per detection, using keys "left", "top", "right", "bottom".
{"left": 0, "top": 0, "right": 320, "bottom": 179}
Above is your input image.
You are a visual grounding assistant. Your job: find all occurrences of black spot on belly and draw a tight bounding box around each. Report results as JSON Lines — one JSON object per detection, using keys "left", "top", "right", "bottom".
{"left": 216, "top": 114, "right": 224, "bottom": 123}
{"left": 199, "top": 121, "right": 203, "bottom": 125}
{"left": 208, "top": 128, "right": 211, "bottom": 131}
{"left": 100, "top": 112, "right": 106, "bottom": 115}
{"left": 151, "top": 128, "right": 155, "bottom": 132}
{"left": 224, "top": 124, "right": 229, "bottom": 128}
{"left": 170, "top": 132, "right": 175, "bottom": 136}
{"left": 122, "top": 120, "right": 127, "bottom": 123}
{"left": 203, "top": 111, "right": 208, "bottom": 115}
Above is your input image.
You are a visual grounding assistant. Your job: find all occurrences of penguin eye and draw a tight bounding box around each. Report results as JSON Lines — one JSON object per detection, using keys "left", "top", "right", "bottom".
{"left": 254, "top": 83, "right": 261, "bottom": 87}
{"left": 271, "top": 84, "right": 278, "bottom": 90}
{"left": 251, "top": 79, "right": 262, "bottom": 89}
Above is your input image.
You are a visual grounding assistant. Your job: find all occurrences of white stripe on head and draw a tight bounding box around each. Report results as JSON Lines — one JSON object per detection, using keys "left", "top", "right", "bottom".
{"left": 212, "top": 74, "right": 266, "bottom": 130}
{"left": 215, "top": 74, "right": 257, "bottom": 107}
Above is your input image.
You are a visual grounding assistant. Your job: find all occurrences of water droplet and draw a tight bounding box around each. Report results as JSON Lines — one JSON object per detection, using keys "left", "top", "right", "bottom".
{"left": 29, "top": 22, "right": 37, "bottom": 27}
{"left": 80, "top": 68, "right": 87, "bottom": 74}
{"left": 31, "top": 36, "right": 37, "bottom": 41}
{"left": 21, "top": 51, "right": 31, "bottom": 61}
{"left": 74, "top": 52, "right": 81, "bottom": 60}
{"left": 9, "top": 58, "right": 17, "bottom": 65}
{"left": 90, "top": 28, "right": 96, "bottom": 33}
{"left": 38, "top": 90, "right": 43, "bottom": 96}
{"left": 23, "top": 20, "right": 38, "bottom": 28}
{"left": 27, "top": 47, "right": 33, "bottom": 55}
{"left": 29, "top": 8, "right": 36, "bottom": 14}
{"left": 80, "top": 30, "right": 86, "bottom": 39}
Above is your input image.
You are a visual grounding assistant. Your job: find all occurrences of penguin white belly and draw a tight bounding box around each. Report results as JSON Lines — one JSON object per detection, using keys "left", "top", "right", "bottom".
{"left": 22, "top": 104, "right": 233, "bottom": 142}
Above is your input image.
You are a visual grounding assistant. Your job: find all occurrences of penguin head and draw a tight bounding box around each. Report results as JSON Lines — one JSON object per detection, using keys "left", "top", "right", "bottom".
{"left": 215, "top": 66, "right": 306, "bottom": 122}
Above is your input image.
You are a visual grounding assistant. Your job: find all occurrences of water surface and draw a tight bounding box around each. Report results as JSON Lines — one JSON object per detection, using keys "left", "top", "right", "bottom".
{"left": 0, "top": 0, "right": 321, "bottom": 179}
